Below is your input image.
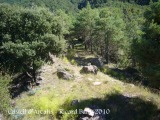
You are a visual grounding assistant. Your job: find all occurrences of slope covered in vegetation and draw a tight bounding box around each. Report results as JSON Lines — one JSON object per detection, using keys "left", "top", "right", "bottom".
{"left": 0, "top": 0, "right": 158, "bottom": 12}
{"left": 0, "top": 0, "right": 160, "bottom": 120}
{"left": 10, "top": 55, "right": 160, "bottom": 120}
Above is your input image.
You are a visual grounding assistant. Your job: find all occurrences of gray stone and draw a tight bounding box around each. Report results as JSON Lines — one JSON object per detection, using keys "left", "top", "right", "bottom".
{"left": 88, "top": 78, "right": 93, "bottom": 81}
{"left": 57, "top": 68, "right": 73, "bottom": 80}
{"left": 81, "top": 64, "right": 98, "bottom": 74}
{"left": 0, "top": 113, "right": 3, "bottom": 120}
{"left": 36, "top": 76, "right": 43, "bottom": 81}
{"left": 79, "top": 106, "right": 106, "bottom": 120}
{"left": 89, "top": 58, "right": 104, "bottom": 68}
{"left": 84, "top": 108, "right": 95, "bottom": 117}
{"left": 93, "top": 82, "right": 102, "bottom": 86}
{"left": 49, "top": 52, "right": 57, "bottom": 63}
{"left": 71, "top": 99, "right": 79, "bottom": 106}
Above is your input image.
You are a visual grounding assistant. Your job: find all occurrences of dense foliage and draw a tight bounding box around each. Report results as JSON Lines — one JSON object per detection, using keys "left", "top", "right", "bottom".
{"left": 72, "top": 1, "right": 160, "bottom": 88}
{"left": 135, "top": 2, "right": 160, "bottom": 88}
{"left": 0, "top": 0, "right": 158, "bottom": 13}
{"left": 0, "top": 0, "right": 160, "bottom": 119}
{"left": 0, "top": 0, "right": 160, "bottom": 118}
{"left": 0, "top": 4, "right": 70, "bottom": 82}
{"left": 0, "top": 0, "right": 80, "bottom": 12}
{"left": 0, "top": 75, "right": 11, "bottom": 118}
{"left": 73, "top": 2, "right": 146, "bottom": 66}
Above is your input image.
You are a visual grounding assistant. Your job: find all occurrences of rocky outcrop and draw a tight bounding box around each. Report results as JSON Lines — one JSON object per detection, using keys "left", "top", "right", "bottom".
{"left": 49, "top": 52, "right": 57, "bottom": 64}
{"left": 74, "top": 57, "right": 104, "bottom": 68}
{"left": 57, "top": 68, "right": 74, "bottom": 80}
{"left": 81, "top": 63, "right": 98, "bottom": 74}
{"left": 89, "top": 58, "right": 104, "bottom": 68}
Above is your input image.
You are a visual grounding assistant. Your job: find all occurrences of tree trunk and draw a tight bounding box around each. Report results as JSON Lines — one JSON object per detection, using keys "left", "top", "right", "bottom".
{"left": 72, "top": 39, "right": 74, "bottom": 49}
{"left": 84, "top": 43, "right": 87, "bottom": 50}
{"left": 105, "top": 33, "right": 109, "bottom": 64}
{"left": 32, "top": 65, "right": 37, "bottom": 83}
{"left": 132, "top": 57, "right": 136, "bottom": 68}
{"left": 90, "top": 40, "right": 93, "bottom": 54}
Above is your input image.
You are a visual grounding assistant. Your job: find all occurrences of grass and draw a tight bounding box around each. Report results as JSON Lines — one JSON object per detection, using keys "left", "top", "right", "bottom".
{"left": 12, "top": 57, "right": 160, "bottom": 120}
{"left": 0, "top": 75, "right": 12, "bottom": 119}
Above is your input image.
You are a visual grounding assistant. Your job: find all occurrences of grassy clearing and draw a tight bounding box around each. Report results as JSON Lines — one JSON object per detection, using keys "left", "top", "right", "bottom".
{"left": 12, "top": 57, "right": 160, "bottom": 120}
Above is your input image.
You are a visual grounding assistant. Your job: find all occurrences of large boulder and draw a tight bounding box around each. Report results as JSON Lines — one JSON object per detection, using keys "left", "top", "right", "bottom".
{"left": 81, "top": 63, "right": 98, "bottom": 74}
{"left": 57, "top": 68, "right": 73, "bottom": 80}
{"left": 87, "top": 58, "right": 104, "bottom": 68}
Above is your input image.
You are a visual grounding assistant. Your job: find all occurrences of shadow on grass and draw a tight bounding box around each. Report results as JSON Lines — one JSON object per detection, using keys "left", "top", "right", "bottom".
{"left": 102, "top": 67, "right": 160, "bottom": 93}
{"left": 106, "top": 67, "right": 142, "bottom": 82}
{"left": 9, "top": 73, "right": 31, "bottom": 98}
{"left": 9, "top": 72, "right": 41, "bottom": 98}
{"left": 62, "top": 92, "right": 160, "bottom": 120}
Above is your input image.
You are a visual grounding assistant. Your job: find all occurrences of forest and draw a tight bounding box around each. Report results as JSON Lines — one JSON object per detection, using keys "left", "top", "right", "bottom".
{"left": 0, "top": 0, "right": 160, "bottom": 120}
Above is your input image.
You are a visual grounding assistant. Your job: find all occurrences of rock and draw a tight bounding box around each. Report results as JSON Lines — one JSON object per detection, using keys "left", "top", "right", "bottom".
{"left": 92, "top": 114, "right": 106, "bottom": 120}
{"left": 93, "top": 82, "right": 102, "bottom": 86}
{"left": 89, "top": 58, "right": 104, "bottom": 68}
{"left": 79, "top": 106, "right": 106, "bottom": 120}
{"left": 36, "top": 76, "right": 43, "bottom": 81}
{"left": 123, "top": 93, "right": 138, "bottom": 98}
{"left": 49, "top": 52, "right": 57, "bottom": 63}
{"left": 28, "top": 89, "right": 36, "bottom": 96}
{"left": 129, "top": 84, "right": 135, "bottom": 88}
{"left": 71, "top": 99, "right": 79, "bottom": 106}
{"left": 81, "top": 64, "right": 98, "bottom": 74}
{"left": 88, "top": 78, "right": 93, "bottom": 81}
{"left": 11, "top": 101, "right": 16, "bottom": 107}
{"left": 57, "top": 68, "right": 73, "bottom": 80}
{"left": 0, "top": 113, "right": 3, "bottom": 120}
{"left": 84, "top": 108, "right": 95, "bottom": 117}
{"left": 80, "top": 117, "right": 89, "bottom": 120}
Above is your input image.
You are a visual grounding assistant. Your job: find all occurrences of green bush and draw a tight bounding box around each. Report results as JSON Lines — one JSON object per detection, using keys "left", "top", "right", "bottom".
{"left": 66, "top": 49, "right": 76, "bottom": 60}
{"left": 33, "top": 96, "right": 62, "bottom": 117}
{"left": 0, "top": 4, "right": 68, "bottom": 83}
{"left": 135, "top": 1, "right": 160, "bottom": 88}
{"left": 0, "top": 75, "right": 11, "bottom": 118}
{"left": 33, "top": 93, "right": 79, "bottom": 119}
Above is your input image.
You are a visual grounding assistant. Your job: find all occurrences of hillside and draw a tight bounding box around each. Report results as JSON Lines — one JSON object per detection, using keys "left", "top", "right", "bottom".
{"left": 11, "top": 55, "right": 160, "bottom": 120}
{"left": 0, "top": 0, "right": 160, "bottom": 120}
{"left": 0, "top": 0, "right": 80, "bottom": 12}
{"left": 0, "top": 0, "right": 158, "bottom": 12}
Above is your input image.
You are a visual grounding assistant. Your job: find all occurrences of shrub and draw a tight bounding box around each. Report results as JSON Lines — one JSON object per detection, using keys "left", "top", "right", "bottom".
{"left": 66, "top": 49, "right": 76, "bottom": 60}
{"left": 33, "top": 93, "right": 79, "bottom": 119}
{"left": 33, "top": 96, "right": 62, "bottom": 117}
{"left": 0, "top": 75, "right": 11, "bottom": 118}
{"left": 70, "top": 59, "right": 77, "bottom": 65}
{"left": 0, "top": 4, "right": 67, "bottom": 83}
{"left": 62, "top": 57, "right": 70, "bottom": 64}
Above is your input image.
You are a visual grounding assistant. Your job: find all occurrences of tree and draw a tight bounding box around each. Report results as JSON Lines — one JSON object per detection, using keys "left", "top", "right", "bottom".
{"left": 52, "top": 10, "right": 73, "bottom": 40}
{"left": 123, "top": 5, "right": 145, "bottom": 67}
{"left": 135, "top": 1, "right": 160, "bottom": 88}
{"left": 74, "top": 2, "right": 99, "bottom": 52}
{"left": 93, "top": 7, "right": 125, "bottom": 64}
{"left": 0, "top": 4, "right": 67, "bottom": 83}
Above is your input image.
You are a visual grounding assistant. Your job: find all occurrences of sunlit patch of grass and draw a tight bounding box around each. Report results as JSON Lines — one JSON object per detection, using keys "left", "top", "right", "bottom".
{"left": 62, "top": 57, "right": 70, "bottom": 64}
{"left": 33, "top": 96, "right": 62, "bottom": 116}
{"left": 113, "top": 85, "right": 124, "bottom": 93}
{"left": 70, "top": 59, "right": 77, "bottom": 65}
